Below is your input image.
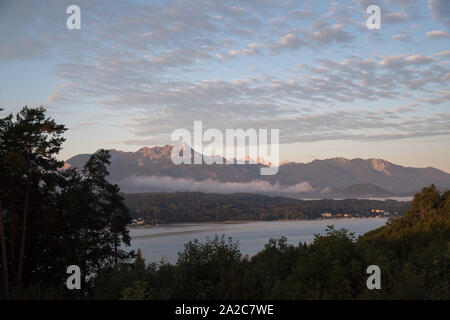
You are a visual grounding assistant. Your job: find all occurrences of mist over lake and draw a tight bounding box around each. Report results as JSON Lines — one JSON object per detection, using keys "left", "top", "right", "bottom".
{"left": 128, "top": 218, "right": 388, "bottom": 264}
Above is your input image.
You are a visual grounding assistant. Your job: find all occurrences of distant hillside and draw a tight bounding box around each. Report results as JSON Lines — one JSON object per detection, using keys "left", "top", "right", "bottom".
{"left": 330, "top": 183, "right": 393, "bottom": 198}
{"left": 64, "top": 145, "right": 450, "bottom": 198}
{"left": 123, "top": 192, "right": 411, "bottom": 222}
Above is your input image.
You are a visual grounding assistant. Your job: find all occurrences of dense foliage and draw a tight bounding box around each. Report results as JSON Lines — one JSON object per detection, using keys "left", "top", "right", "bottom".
{"left": 95, "top": 186, "right": 449, "bottom": 300}
{"left": 124, "top": 192, "right": 410, "bottom": 222}
{"left": 0, "top": 107, "right": 132, "bottom": 299}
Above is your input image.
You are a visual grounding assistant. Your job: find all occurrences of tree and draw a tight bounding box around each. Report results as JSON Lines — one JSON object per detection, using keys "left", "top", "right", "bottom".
{"left": 91, "top": 249, "right": 147, "bottom": 300}
{"left": 10, "top": 107, "right": 66, "bottom": 287}
{"left": 105, "top": 183, "right": 131, "bottom": 268}
{"left": 361, "top": 185, "right": 450, "bottom": 299}
{"left": 249, "top": 237, "right": 304, "bottom": 299}
{"left": 175, "top": 235, "right": 248, "bottom": 299}
{"left": 1, "top": 107, "right": 133, "bottom": 297}
{"left": 0, "top": 109, "right": 10, "bottom": 298}
{"left": 0, "top": 190, "right": 8, "bottom": 299}
{"left": 0, "top": 106, "right": 66, "bottom": 293}
{"left": 58, "top": 149, "right": 133, "bottom": 288}
{"left": 287, "top": 226, "right": 365, "bottom": 299}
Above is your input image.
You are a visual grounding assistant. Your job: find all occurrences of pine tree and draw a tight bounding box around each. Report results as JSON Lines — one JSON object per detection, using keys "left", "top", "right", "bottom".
{"left": 59, "top": 149, "right": 132, "bottom": 287}
{"left": 12, "top": 107, "right": 66, "bottom": 287}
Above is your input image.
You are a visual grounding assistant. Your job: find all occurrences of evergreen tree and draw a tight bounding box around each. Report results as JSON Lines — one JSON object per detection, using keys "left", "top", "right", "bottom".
{"left": 59, "top": 149, "right": 132, "bottom": 288}
{"left": 0, "top": 107, "right": 132, "bottom": 297}
{"left": 0, "top": 106, "right": 66, "bottom": 289}
{"left": 0, "top": 109, "right": 10, "bottom": 298}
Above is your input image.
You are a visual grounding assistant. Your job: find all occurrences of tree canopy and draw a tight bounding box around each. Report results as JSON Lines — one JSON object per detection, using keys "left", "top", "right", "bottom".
{"left": 0, "top": 106, "right": 132, "bottom": 298}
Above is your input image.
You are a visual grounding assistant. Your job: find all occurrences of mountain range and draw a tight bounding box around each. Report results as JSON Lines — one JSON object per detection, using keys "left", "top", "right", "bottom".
{"left": 64, "top": 145, "right": 450, "bottom": 198}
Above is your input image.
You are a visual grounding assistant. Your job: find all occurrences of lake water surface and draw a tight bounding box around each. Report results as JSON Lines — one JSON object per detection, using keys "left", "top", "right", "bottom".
{"left": 128, "top": 218, "right": 388, "bottom": 264}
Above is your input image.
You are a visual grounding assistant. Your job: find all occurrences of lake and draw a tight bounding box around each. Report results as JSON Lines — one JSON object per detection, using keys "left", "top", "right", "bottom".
{"left": 127, "top": 218, "right": 388, "bottom": 264}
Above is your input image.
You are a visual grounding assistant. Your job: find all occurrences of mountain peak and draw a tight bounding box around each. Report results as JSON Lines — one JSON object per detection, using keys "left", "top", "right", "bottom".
{"left": 368, "top": 158, "right": 391, "bottom": 175}
{"left": 137, "top": 147, "right": 151, "bottom": 153}
{"left": 137, "top": 145, "right": 173, "bottom": 160}
{"left": 331, "top": 157, "right": 350, "bottom": 163}
{"left": 137, "top": 145, "right": 173, "bottom": 153}
{"left": 324, "top": 157, "right": 351, "bottom": 166}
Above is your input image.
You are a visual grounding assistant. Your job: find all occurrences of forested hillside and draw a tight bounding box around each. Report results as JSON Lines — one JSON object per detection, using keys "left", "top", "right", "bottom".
{"left": 124, "top": 192, "right": 411, "bottom": 222}
{"left": 95, "top": 185, "right": 450, "bottom": 300}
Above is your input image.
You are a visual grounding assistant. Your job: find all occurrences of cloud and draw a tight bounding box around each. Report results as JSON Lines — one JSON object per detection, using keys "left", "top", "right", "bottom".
{"left": 379, "top": 54, "right": 435, "bottom": 69}
{"left": 2, "top": 0, "right": 449, "bottom": 154}
{"left": 379, "top": 55, "right": 408, "bottom": 68}
{"left": 392, "top": 32, "right": 410, "bottom": 41}
{"left": 46, "top": 46, "right": 449, "bottom": 146}
{"left": 269, "top": 33, "right": 305, "bottom": 52}
{"left": 386, "top": 0, "right": 419, "bottom": 7}
{"left": 383, "top": 11, "right": 410, "bottom": 24}
{"left": 428, "top": 0, "right": 450, "bottom": 22}
{"left": 147, "top": 48, "right": 213, "bottom": 68}
{"left": 291, "top": 9, "right": 317, "bottom": 19}
{"left": 305, "top": 23, "right": 355, "bottom": 44}
{"left": 405, "top": 54, "right": 434, "bottom": 64}
{"left": 118, "top": 175, "right": 315, "bottom": 194}
{"left": 217, "top": 43, "right": 261, "bottom": 60}
{"left": 433, "top": 50, "right": 450, "bottom": 56}
{"left": 419, "top": 91, "right": 450, "bottom": 105}
{"left": 426, "top": 30, "right": 450, "bottom": 38}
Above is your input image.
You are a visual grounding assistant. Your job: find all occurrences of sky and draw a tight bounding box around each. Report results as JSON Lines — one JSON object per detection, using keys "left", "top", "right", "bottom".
{"left": 0, "top": 0, "right": 449, "bottom": 172}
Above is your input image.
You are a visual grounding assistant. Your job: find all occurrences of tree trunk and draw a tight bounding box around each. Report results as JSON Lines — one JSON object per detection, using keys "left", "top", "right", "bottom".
{"left": 114, "top": 232, "right": 118, "bottom": 268}
{"left": 82, "top": 226, "right": 88, "bottom": 291}
{"left": 10, "top": 192, "right": 16, "bottom": 260}
{"left": 0, "top": 200, "right": 9, "bottom": 299}
{"left": 16, "top": 179, "right": 30, "bottom": 287}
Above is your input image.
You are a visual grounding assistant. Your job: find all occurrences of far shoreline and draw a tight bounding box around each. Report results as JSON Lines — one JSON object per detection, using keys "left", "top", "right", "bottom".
{"left": 129, "top": 216, "right": 390, "bottom": 229}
